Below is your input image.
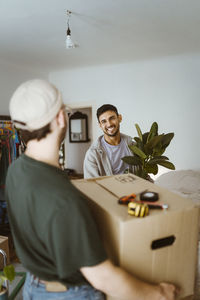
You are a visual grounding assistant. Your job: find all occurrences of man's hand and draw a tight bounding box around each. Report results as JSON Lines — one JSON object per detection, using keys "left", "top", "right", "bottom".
{"left": 158, "top": 282, "right": 180, "bottom": 300}
{"left": 81, "top": 259, "right": 180, "bottom": 300}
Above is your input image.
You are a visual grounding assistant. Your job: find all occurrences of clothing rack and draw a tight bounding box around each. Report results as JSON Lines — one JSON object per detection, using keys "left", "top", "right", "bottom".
{"left": 0, "top": 120, "right": 15, "bottom": 148}
{"left": 0, "top": 116, "right": 21, "bottom": 197}
{"left": 0, "top": 117, "right": 21, "bottom": 258}
{"left": 0, "top": 116, "right": 13, "bottom": 133}
{"left": 0, "top": 120, "right": 12, "bottom": 123}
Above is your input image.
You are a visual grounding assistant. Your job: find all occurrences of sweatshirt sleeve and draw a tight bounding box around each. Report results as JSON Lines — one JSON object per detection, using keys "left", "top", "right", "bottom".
{"left": 83, "top": 148, "right": 100, "bottom": 179}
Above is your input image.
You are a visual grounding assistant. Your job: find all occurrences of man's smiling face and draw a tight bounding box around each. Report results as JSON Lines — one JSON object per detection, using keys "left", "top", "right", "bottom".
{"left": 98, "top": 110, "right": 122, "bottom": 137}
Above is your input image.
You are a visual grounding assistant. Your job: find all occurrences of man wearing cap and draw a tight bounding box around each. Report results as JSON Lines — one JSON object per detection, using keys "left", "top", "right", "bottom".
{"left": 6, "top": 79, "right": 178, "bottom": 300}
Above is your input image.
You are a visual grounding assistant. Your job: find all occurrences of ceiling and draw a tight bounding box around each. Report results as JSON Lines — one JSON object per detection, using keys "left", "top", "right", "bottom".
{"left": 1, "top": 0, "right": 200, "bottom": 73}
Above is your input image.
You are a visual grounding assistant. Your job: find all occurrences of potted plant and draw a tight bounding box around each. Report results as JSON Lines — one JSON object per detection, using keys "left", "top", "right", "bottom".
{"left": 0, "top": 265, "right": 15, "bottom": 299}
{"left": 122, "top": 122, "right": 175, "bottom": 180}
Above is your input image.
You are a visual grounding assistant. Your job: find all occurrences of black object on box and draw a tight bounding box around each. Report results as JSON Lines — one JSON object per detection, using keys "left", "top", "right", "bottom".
{"left": 140, "top": 191, "right": 159, "bottom": 202}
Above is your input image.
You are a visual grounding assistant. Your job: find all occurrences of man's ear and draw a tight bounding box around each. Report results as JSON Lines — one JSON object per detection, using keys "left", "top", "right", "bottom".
{"left": 98, "top": 120, "right": 102, "bottom": 129}
{"left": 57, "top": 109, "right": 66, "bottom": 128}
{"left": 118, "top": 114, "right": 122, "bottom": 123}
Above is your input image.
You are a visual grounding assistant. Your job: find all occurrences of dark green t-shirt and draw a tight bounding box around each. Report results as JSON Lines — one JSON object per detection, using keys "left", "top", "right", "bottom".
{"left": 5, "top": 154, "right": 107, "bottom": 286}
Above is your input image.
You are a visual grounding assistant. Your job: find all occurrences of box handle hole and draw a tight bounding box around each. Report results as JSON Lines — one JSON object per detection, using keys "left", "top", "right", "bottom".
{"left": 151, "top": 235, "right": 176, "bottom": 250}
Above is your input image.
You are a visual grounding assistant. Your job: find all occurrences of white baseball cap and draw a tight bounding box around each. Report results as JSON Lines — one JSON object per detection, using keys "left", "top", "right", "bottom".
{"left": 9, "top": 79, "right": 63, "bottom": 131}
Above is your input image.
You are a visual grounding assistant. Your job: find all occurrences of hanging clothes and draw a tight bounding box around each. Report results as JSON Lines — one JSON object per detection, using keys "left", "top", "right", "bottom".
{"left": 0, "top": 137, "right": 10, "bottom": 188}
{"left": 0, "top": 119, "right": 21, "bottom": 224}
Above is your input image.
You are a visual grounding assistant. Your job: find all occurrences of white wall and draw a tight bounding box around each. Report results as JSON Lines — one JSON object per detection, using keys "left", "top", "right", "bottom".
{"left": 0, "top": 61, "right": 48, "bottom": 114}
{"left": 49, "top": 54, "right": 200, "bottom": 175}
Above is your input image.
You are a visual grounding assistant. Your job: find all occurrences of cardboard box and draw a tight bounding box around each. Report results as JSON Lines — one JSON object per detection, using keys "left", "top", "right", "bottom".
{"left": 182, "top": 296, "right": 194, "bottom": 300}
{"left": 0, "top": 235, "right": 10, "bottom": 270}
{"left": 72, "top": 174, "right": 199, "bottom": 299}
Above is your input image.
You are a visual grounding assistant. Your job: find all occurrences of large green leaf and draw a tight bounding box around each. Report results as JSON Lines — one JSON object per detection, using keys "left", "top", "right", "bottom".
{"left": 135, "top": 133, "right": 148, "bottom": 153}
{"left": 128, "top": 145, "right": 136, "bottom": 155}
{"left": 148, "top": 157, "right": 169, "bottom": 165}
{"left": 130, "top": 145, "right": 147, "bottom": 159}
{"left": 3, "top": 265, "right": 15, "bottom": 282}
{"left": 135, "top": 123, "right": 143, "bottom": 141}
{"left": 134, "top": 137, "right": 141, "bottom": 143}
{"left": 133, "top": 139, "right": 144, "bottom": 152}
{"left": 152, "top": 122, "right": 158, "bottom": 135}
{"left": 153, "top": 145, "right": 166, "bottom": 157}
{"left": 161, "top": 133, "right": 174, "bottom": 148}
{"left": 153, "top": 155, "right": 169, "bottom": 160}
{"left": 157, "top": 161, "right": 175, "bottom": 170}
{"left": 142, "top": 132, "right": 149, "bottom": 144}
{"left": 147, "top": 122, "right": 158, "bottom": 143}
{"left": 146, "top": 134, "right": 164, "bottom": 150}
{"left": 121, "top": 156, "right": 142, "bottom": 166}
{"left": 129, "top": 144, "right": 144, "bottom": 155}
{"left": 144, "top": 144, "right": 153, "bottom": 156}
{"left": 145, "top": 163, "right": 158, "bottom": 175}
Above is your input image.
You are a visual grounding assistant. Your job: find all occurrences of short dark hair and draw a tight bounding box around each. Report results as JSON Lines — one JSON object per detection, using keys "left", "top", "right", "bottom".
{"left": 96, "top": 104, "right": 119, "bottom": 122}
{"left": 17, "top": 123, "right": 51, "bottom": 145}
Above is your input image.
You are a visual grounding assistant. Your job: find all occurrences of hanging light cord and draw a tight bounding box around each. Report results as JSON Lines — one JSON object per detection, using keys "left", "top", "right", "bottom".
{"left": 66, "top": 10, "right": 76, "bottom": 49}
{"left": 67, "top": 10, "right": 71, "bottom": 34}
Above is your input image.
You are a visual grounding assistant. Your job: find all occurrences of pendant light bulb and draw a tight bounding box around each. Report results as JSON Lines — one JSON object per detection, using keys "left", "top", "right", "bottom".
{"left": 66, "top": 10, "right": 75, "bottom": 49}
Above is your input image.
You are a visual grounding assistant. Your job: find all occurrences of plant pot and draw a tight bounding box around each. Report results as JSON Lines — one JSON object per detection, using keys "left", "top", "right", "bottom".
{"left": 0, "top": 287, "right": 8, "bottom": 300}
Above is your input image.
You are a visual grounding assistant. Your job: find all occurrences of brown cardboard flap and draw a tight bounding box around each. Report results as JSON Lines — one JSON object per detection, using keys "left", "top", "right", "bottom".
{"left": 73, "top": 180, "right": 128, "bottom": 220}
{"left": 97, "top": 174, "right": 195, "bottom": 211}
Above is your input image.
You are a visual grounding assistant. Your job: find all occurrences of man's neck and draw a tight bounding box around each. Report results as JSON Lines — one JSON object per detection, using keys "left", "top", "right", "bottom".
{"left": 25, "top": 137, "right": 60, "bottom": 168}
{"left": 104, "top": 132, "right": 121, "bottom": 146}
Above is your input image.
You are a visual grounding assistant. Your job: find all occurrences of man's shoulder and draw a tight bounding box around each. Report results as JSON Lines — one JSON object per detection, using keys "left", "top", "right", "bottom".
{"left": 7, "top": 155, "right": 22, "bottom": 175}
{"left": 120, "top": 133, "right": 134, "bottom": 144}
{"left": 88, "top": 135, "right": 104, "bottom": 150}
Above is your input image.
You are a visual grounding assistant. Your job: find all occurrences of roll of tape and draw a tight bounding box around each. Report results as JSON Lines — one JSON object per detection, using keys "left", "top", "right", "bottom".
{"left": 140, "top": 191, "right": 159, "bottom": 202}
